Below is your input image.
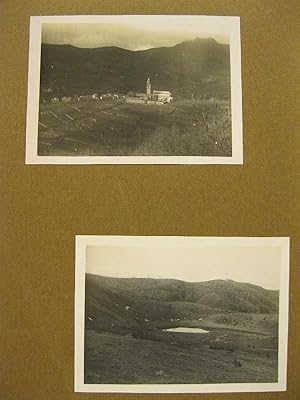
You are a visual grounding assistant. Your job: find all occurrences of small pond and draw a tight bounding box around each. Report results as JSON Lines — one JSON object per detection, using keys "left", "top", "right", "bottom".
{"left": 162, "top": 327, "right": 210, "bottom": 333}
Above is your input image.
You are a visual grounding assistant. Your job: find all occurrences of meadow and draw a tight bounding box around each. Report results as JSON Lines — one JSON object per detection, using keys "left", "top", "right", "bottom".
{"left": 38, "top": 99, "right": 232, "bottom": 157}
{"left": 84, "top": 275, "right": 278, "bottom": 385}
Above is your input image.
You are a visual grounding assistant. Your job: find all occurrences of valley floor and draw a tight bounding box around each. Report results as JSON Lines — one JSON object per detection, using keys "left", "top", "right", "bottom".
{"left": 84, "top": 320, "right": 278, "bottom": 384}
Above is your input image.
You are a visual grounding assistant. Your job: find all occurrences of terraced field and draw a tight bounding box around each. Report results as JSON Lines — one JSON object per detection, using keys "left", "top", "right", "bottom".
{"left": 38, "top": 99, "right": 232, "bottom": 156}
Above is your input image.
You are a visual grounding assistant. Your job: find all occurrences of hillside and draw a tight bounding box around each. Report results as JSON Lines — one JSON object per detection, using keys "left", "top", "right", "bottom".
{"left": 40, "top": 38, "right": 231, "bottom": 98}
{"left": 85, "top": 274, "right": 279, "bottom": 333}
{"left": 84, "top": 274, "right": 279, "bottom": 384}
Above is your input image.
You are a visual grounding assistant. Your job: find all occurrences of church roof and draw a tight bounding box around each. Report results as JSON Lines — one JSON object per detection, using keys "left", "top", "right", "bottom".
{"left": 153, "top": 90, "right": 172, "bottom": 95}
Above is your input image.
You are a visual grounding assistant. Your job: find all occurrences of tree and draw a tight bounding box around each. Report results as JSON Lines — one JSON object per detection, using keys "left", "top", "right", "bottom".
{"left": 127, "top": 91, "right": 136, "bottom": 97}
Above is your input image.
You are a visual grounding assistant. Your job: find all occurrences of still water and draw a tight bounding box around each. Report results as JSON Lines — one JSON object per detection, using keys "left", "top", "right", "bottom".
{"left": 163, "top": 327, "right": 210, "bottom": 333}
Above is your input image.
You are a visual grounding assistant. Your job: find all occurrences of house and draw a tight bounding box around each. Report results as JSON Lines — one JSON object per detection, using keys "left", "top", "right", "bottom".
{"left": 125, "top": 96, "right": 145, "bottom": 104}
{"left": 78, "top": 95, "right": 93, "bottom": 102}
{"left": 153, "top": 90, "right": 173, "bottom": 103}
{"left": 100, "top": 93, "right": 114, "bottom": 100}
{"left": 136, "top": 92, "right": 147, "bottom": 98}
{"left": 61, "top": 96, "right": 72, "bottom": 103}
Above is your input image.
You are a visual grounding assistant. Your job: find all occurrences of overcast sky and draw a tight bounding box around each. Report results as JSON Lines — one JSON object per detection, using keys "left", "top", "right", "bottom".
{"left": 86, "top": 244, "right": 281, "bottom": 290}
{"left": 42, "top": 15, "right": 230, "bottom": 51}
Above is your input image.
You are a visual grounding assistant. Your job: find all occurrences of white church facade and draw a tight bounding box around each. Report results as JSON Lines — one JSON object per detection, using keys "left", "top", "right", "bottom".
{"left": 126, "top": 78, "right": 173, "bottom": 104}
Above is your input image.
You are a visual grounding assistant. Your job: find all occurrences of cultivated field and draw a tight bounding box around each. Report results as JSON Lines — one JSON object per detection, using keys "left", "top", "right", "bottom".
{"left": 38, "top": 99, "right": 232, "bottom": 157}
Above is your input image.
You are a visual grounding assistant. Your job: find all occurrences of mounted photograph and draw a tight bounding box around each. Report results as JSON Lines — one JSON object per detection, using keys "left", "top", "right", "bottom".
{"left": 26, "top": 15, "right": 243, "bottom": 164}
{"left": 74, "top": 236, "right": 289, "bottom": 393}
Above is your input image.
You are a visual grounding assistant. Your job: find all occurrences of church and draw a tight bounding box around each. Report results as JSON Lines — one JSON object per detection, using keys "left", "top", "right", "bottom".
{"left": 126, "top": 78, "right": 173, "bottom": 104}
{"left": 146, "top": 78, "right": 173, "bottom": 103}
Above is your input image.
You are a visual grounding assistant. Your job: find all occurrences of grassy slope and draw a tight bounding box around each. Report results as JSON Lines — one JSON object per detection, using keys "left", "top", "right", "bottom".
{"left": 38, "top": 99, "right": 232, "bottom": 157}
{"left": 86, "top": 274, "right": 279, "bottom": 315}
{"left": 85, "top": 330, "right": 277, "bottom": 384}
{"left": 84, "top": 274, "right": 279, "bottom": 384}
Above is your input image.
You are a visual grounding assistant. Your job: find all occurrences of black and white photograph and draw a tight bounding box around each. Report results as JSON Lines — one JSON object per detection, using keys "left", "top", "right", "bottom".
{"left": 74, "top": 236, "right": 289, "bottom": 393}
{"left": 26, "top": 15, "right": 243, "bottom": 164}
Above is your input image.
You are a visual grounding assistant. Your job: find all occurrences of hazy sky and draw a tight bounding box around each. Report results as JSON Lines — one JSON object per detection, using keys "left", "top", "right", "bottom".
{"left": 42, "top": 16, "right": 230, "bottom": 50}
{"left": 86, "top": 245, "right": 281, "bottom": 290}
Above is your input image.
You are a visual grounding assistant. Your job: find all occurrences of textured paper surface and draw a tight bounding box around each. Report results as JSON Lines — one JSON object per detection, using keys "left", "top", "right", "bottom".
{"left": 0, "top": 1, "right": 299, "bottom": 399}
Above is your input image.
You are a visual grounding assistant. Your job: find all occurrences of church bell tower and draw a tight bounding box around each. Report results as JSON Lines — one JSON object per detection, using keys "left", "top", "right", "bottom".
{"left": 146, "top": 77, "right": 151, "bottom": 100}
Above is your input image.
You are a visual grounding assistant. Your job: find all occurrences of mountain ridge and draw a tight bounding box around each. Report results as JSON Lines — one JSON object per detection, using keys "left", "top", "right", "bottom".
{"left": 40, "top": 37, "right": 231, "bottom": 98}
{"left": 87, "top": 272, "right": 278, "bottom": 292}
{"left": 86, "top": 273, "right": 279, "bottom": 316}
{"left": 42, "top": 36, "right": 225, "bottom": 52}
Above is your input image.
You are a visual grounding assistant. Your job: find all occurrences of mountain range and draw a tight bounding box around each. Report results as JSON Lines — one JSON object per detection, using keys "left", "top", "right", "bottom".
{"left": 40, "top": 38, "right": 231, "bottom": 98}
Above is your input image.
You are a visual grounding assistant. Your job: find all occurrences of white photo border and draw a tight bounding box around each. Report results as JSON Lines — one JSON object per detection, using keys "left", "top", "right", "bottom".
{"left": 26, "top": 15, "right": 243, "bottom": 165}
{"left": 74, "top": 236, "right": 289, "bottom": 393}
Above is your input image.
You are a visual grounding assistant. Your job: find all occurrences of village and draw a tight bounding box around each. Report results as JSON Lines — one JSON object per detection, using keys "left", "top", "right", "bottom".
{"left": 38, "top": 75, "right": 232, "bottom": 157}
{"left": 42, "top": 77, "right": 175, "bottom": 105}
